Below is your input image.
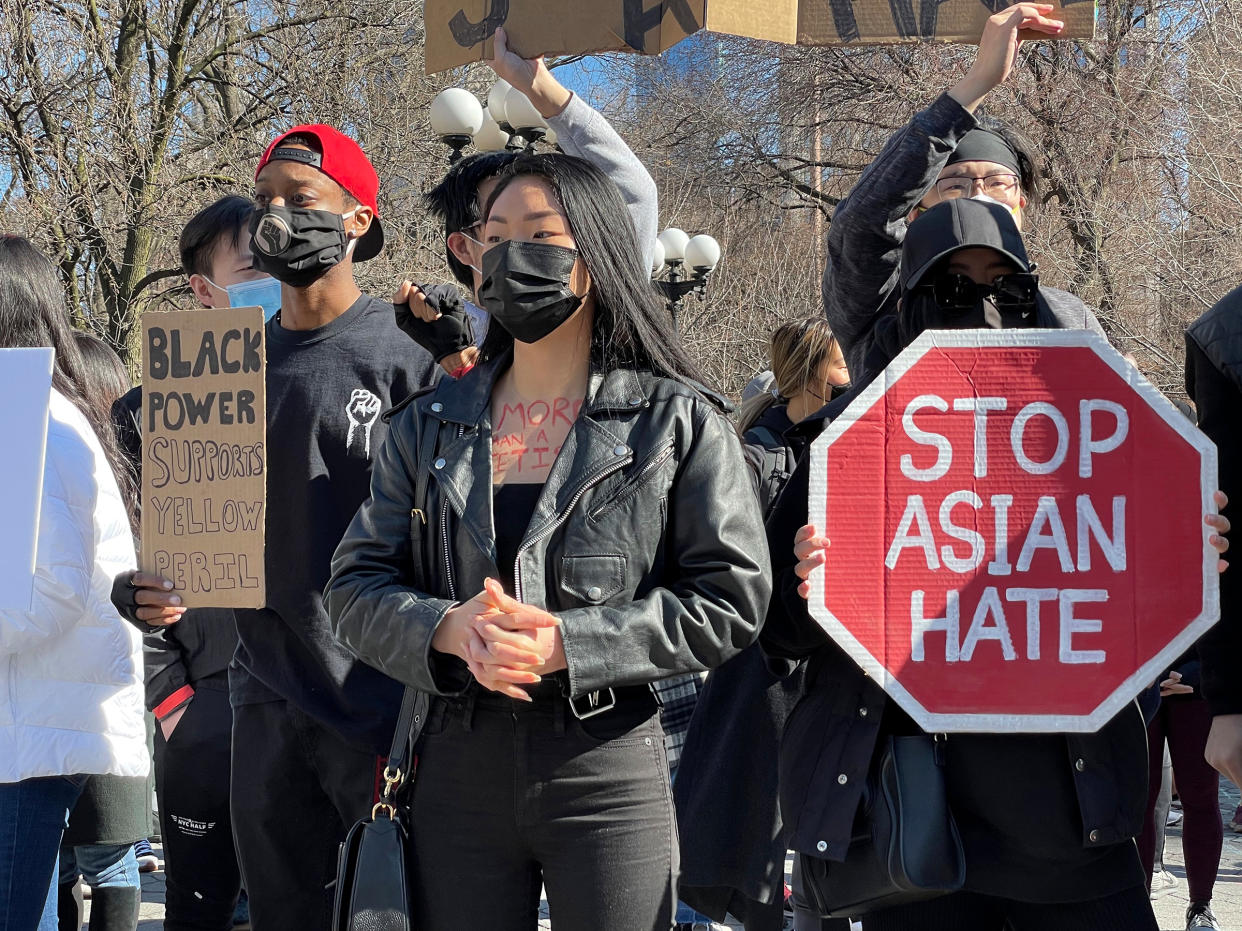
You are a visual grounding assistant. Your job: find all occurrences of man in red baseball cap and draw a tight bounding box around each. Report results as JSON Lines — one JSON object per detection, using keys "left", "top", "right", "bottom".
{"left": 125, "top": 124, "right": 436, "bottom": 931}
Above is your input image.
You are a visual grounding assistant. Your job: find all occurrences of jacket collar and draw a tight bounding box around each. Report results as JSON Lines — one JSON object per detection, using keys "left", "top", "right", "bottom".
{"left": 422, "top": 350, "right": 651, "bottom": 426}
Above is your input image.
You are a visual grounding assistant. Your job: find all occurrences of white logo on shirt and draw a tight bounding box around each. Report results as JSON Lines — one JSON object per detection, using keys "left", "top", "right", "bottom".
{"left": 346, "top": 388, "right": 382, "bottom": 457}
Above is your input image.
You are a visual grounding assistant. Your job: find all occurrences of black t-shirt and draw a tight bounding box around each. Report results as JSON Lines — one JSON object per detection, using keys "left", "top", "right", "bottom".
{"left": 230, "top": 295, "right": 435, "bottom": 752}
{"left": 493, "top": 482, "right": 543, "bottom": 596}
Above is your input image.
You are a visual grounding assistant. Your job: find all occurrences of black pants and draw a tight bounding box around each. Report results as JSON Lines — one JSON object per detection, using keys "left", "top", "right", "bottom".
{"left": 411, "top": 688, "right": 677, "bottom": 931}
{"left": 155, "top": 678, "right": 240, "bottom": 931}
{"left": 230, "top": 699, "right": 380, "bottom": 931}
{"left": 815, "top": 885, "right": 1158, "bottom": 930}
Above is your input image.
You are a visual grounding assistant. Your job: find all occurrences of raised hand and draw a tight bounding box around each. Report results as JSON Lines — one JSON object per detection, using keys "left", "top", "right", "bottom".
{"left": 392, "top": 280, "right": 476, "bottom": 366}
{"left": 486, "top": 27, "right": 572, "bottom": 120}
{"left": 950, "top": 3, "right": 1066, "bottom": 112}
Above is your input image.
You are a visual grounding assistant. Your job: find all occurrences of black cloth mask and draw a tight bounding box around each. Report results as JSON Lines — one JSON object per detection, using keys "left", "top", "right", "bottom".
{"left": 249, "top": 205, "right": 355, "bottom": 288}
{"left": 478, "top": 241, "right": 584, "bottom": 344}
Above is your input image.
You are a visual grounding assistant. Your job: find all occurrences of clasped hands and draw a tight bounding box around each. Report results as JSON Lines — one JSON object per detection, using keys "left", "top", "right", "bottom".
{"left": 433, "top": 578, "right": 567, "bottom": 701}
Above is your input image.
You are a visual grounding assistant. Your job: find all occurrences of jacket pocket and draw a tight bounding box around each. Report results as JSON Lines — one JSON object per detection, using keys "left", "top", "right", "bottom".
{"left": 559, "top": 554, "right": 627, "bottom": 605}
{"left": 588, "top": 442, "right": 675, "bottom": 522}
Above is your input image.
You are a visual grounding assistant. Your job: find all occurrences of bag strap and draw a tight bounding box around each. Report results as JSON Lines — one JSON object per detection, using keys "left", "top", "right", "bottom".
{"left": 376, "top": 402, "right": 442, "bottom": 814}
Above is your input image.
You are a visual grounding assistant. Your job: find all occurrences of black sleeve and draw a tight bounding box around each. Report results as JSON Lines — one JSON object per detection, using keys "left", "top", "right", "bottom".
{"left": 111, "top": 387, "right": 143, "bottom": 482}
{"left": 1186, "top": 336, "right": 1242, "bottom": 715}
{"left": 758, "top": 451, "right": 832, "bottom": 662}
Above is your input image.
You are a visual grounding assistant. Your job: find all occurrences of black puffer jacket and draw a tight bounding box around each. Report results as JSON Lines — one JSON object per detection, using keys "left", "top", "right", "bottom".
{"left": 325, "top": 352, "right": 771, "bottom": 699}
{"left": 1186, "top": 283, "right": 1242, "bottom": 715}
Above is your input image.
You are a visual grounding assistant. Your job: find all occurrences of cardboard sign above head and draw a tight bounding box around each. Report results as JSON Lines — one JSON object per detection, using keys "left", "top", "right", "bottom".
{"left": 423, "top": 0, "right": 1096, "bottom": 74}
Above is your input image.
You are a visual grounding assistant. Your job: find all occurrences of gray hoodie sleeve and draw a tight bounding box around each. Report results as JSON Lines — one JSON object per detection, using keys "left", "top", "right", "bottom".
{"left": 823, "top": 93, "right": 978, "bottom": 378}
{"left": 547, "top": 93, "right": 659, "bottom": 273}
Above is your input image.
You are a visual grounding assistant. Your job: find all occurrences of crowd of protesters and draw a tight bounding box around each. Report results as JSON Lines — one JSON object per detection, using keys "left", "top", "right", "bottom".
{"left": 2, "top": 5, "right": 1242, "bottom": 931}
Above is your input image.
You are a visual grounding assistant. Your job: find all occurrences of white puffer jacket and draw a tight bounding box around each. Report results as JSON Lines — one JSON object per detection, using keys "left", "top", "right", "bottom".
{"left": 0, "top": 390, "right": 146, "bottom": 784}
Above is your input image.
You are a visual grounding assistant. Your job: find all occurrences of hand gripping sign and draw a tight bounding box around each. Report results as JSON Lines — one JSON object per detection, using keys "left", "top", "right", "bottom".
{"left": 807, "top": 330, "right": 1219, "bottom": 733}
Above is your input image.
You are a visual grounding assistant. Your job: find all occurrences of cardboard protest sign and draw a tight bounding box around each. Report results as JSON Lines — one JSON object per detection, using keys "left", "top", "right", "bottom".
{"left": 423, "top": 0, "right": 1094, "bottom": 74}
{"left": 807, "top": 330, "right": 1218, "bottom": 733}
{"left": 0, "top": 349, "right": 54, "bottom": 612}
{"left": 140, "top": 307, "right": 266, "bottom": 608}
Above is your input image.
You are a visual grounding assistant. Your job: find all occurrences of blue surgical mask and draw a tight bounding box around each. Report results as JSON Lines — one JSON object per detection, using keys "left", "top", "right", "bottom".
{"left": 224, "top": 276, "right": 283, "bottom": 321}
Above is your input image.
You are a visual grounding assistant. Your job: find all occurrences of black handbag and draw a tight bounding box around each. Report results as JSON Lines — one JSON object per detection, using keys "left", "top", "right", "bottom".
{"left": 332, "top": 686, "right": 428, "bottom": 931}
{"left": 797, "top": 735, "right": 965, "bottom": 919}
{"left": 332, "top": 410, "right": 440, "bottom": 931}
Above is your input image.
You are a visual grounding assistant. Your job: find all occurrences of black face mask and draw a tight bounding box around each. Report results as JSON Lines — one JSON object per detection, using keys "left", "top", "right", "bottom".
{"left": 249, "top": 205, "right": 356, "bottom": 288}
{"left": 478, "top": 241, "right": 584, "bottom": 344}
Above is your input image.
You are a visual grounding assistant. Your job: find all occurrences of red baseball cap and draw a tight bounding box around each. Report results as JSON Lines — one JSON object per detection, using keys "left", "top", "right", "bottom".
{"left": 256, "top": 124, "right": 384, "bottom": 262}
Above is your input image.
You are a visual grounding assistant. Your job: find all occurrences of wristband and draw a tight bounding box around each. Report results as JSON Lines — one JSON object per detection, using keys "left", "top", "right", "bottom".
{"left": 449, "top": 361, "right": 476, "bottom": 380}
{"left": 154, "top": 684, "right": 195, "bottom": 720}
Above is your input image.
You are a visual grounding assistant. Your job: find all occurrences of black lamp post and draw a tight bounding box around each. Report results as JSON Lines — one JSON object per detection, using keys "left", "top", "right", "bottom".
{"left": 652, "top": 228, "right": 722, "bottom": 326}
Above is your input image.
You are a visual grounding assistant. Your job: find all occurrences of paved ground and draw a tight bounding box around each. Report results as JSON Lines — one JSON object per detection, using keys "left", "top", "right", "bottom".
{"left": 113, "top": 781, "right": 1242, "bottom": 930}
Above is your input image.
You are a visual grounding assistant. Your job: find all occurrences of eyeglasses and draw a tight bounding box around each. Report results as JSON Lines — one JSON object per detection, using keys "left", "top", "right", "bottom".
{"left": 935, "top": 173, "right": 1021, "bottom": 199}
{"left": 922, "top": 272, "right": 1040, "bottom": 314}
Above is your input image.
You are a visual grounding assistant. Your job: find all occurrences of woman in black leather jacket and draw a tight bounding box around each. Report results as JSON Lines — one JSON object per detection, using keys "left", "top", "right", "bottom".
{"left": 326, "top": 153, "right": 771, "bottom": 931}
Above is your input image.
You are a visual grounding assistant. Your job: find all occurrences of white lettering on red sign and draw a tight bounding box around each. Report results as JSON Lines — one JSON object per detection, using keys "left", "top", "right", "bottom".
{"left": 893, "top": 395, "right": 1129, "bottom": 666}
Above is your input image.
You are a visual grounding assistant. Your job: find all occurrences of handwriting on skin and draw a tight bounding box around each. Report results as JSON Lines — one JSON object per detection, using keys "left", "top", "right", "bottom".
{"left": 492, "top": 397, "right": 583, "bottom": 483}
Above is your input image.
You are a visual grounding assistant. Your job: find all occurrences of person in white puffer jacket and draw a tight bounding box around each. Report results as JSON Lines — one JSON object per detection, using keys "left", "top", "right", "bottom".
{"left": 0, "top": 234, "right": 144, "bottom": 931}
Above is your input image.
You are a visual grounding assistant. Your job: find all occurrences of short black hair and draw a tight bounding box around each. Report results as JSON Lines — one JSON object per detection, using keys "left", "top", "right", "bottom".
{"left": 975, "top": 116, "right": 1040, "bottom": 202}
{"left": 179, "top": 195, "right": 254, "bottom": 279}
{"left": 424, "top": 151, "right": 518, "bottom": 288}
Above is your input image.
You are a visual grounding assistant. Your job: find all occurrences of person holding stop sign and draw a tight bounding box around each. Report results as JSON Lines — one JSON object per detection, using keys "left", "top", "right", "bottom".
{"left": 762, "top": 197, "right": 1231, "bottom": 931}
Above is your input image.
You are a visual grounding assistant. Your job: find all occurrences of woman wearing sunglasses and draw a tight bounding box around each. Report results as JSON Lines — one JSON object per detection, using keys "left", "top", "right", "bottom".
{"left": 823, "top": 2, "right": 1105, "bottom": 388}
{"left": 762, "top": 198, "right": 1230, "bottom": 931}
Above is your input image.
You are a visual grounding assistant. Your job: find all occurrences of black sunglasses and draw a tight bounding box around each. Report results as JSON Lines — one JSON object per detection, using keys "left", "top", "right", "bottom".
{"left": 922, "top": 272, "right": 1040, "bottom": 314}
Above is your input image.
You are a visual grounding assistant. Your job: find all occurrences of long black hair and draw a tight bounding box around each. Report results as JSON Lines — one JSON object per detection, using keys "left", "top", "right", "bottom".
{"left": 0, "top": 235, "right": 139, "bottom": 532}
{"left": 478, "top": 154, "right": 712, "bottom": 392}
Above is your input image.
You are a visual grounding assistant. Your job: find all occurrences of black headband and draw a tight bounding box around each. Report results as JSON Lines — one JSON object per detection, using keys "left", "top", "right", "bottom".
{"left": 946, "top": 129, "right": 1022, "bottom": 178}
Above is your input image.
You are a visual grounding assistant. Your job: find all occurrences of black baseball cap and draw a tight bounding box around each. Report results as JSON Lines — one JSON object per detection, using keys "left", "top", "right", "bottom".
{"left": 901, "top": 199, "right": 1032, "bottom": 291}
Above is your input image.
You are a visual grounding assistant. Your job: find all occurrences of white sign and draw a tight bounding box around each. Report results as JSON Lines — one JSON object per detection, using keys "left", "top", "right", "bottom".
{"left": 0, "top": 349, "right": 55, "bottom": 612}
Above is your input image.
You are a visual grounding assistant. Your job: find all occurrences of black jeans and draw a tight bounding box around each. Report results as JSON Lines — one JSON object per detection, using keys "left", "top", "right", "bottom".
{"left": 817, "top": 885, "right": 1158, "bottom": 930}
{"left": 155, "top": 678, "right": 241, "bottom": 931}
{"left": 410, "top": 687, "right": 677, "bottom": 931}
{"left": 230, "top": 699, "right": 380, "bottom": 931}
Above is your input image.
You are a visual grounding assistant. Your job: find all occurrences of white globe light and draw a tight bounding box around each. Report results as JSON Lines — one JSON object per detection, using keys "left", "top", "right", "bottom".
{"left": 685, "top": 234, "right": 722, "bottom": 272}
{"left": 430, "top": 88, "right": 484, "bottom": 137}
{"left": 650, "top": 239, "right": 666, "bottom": 276}
{"left": 657, "top": 227, "right": 689, "bottom": 263}
{"left": 505, "top": 87, "right": 547, "bottom": 131}
{"left": 473, "top": 112, "right": 510, "bottom": 152}
{"left": 487, "top": 79, "right": 512, "bottom": 124}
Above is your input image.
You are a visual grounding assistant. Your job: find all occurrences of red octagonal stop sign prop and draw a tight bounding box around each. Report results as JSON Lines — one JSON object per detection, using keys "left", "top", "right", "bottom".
{"left": 809, "top": 330, "right": 1219, "bottom": 733}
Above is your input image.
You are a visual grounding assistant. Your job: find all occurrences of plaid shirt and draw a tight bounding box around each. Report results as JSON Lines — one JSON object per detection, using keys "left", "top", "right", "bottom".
{"left": 653, "top": 673, "right": 704, "bottom": 776}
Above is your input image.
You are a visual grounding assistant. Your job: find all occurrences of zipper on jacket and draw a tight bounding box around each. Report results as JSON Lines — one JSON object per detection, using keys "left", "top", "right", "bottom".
{"left": 440, "top": 424, "right": 464, "bottom": 602}
{"left": 588, "top": 442, "right": 675, "bottom": 521}
{"left": 514, "top": 452, "right": 633, "bottom": 602}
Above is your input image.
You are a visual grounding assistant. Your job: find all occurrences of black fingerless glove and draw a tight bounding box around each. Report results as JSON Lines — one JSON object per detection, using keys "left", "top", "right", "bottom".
{"left": 110, "top": 570, "right": 146, "bottom": 628}
{"left": 394, "top": 284, "right": 475, "bottom": 363}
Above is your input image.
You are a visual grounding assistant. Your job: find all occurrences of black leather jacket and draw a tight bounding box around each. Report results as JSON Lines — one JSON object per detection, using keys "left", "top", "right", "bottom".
{"left": 326, "top": 353, "right": 771, "bottom": 699}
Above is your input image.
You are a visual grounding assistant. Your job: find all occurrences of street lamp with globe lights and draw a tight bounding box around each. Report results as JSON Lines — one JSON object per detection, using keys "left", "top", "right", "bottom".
{"left": 504, "top": 86, "right": 550, "bottom": 151}
{"left": 652, "top": 227, "right": 721, "bottom": 325}
{"left": 430, "top": 88, "right": 485, "bottom": 163}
